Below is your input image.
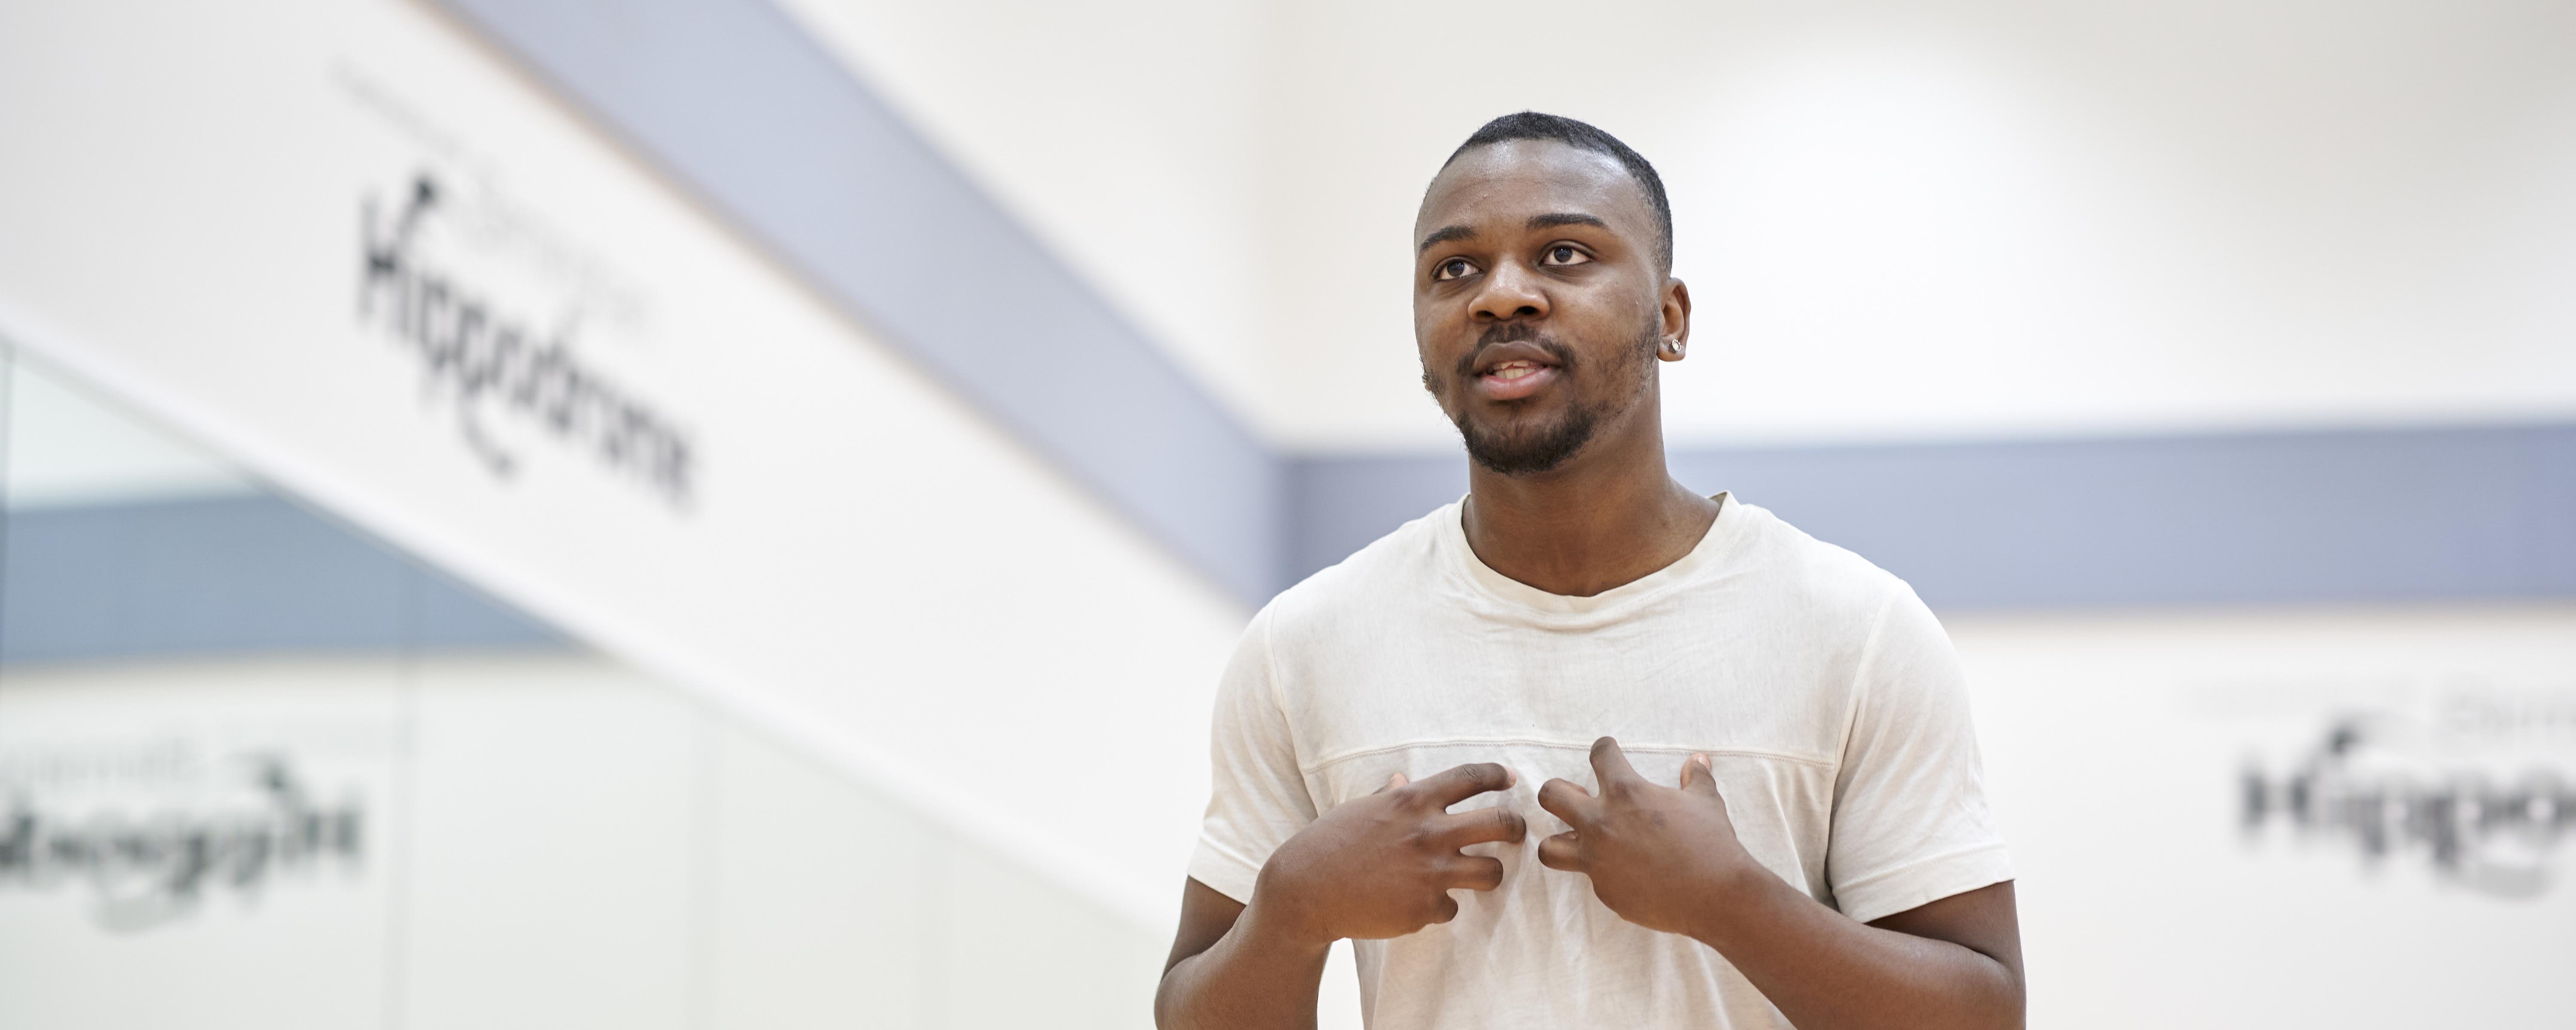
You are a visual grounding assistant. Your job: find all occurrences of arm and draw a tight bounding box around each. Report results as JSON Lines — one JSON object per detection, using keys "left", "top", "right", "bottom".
{"left": 1154, "top": 879, "right": 1325, "bottom": 1030}
{"left": 1156, "top": 764, "right": 1526, "bottom": 1030}
{"left": 1537, "top": 739, "right": 2023, "bottom": 1030}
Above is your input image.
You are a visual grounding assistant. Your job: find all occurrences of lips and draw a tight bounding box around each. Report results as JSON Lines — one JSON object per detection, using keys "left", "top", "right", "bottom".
{"left": 1470, "top": 339, "right": 1564, "bottom": 401}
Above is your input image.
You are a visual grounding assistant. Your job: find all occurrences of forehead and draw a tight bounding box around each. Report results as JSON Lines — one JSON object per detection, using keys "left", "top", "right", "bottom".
{"left": 1417, "top": 139, "right": 1653, "bottom": 238}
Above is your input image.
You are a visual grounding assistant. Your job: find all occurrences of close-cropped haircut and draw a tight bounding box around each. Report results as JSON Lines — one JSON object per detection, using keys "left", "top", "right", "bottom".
{"left": 1440, "top": 112, "right": 1673, "bottom": 273}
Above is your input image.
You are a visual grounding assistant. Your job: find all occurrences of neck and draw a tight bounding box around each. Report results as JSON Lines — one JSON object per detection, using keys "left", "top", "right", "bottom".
{"left": 1460, "top": 405, "right": 1721, "bottom": 598}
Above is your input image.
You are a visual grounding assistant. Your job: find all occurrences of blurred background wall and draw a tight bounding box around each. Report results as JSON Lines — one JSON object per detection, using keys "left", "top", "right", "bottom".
{"left": 1, "top": 0, "right": 2571, "bottom": 1027}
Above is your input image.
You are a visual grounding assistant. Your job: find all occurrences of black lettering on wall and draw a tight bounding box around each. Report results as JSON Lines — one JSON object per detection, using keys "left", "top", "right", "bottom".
{"left": 0, "top": 756, "right": 366, "bottom": 932}
{"left": 2243, "top": 719, "right": 2576, "bottom": 898}
{"left": 358, "top": 173, "right": 695, "bottom": 509}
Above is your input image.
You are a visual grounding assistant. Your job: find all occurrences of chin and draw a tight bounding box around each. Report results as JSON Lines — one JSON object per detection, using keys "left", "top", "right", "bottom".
{"left": 1457, "top": 406, "right": 1600, "bottom": 476}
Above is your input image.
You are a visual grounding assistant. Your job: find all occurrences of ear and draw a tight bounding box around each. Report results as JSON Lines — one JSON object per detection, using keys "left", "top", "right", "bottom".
{"left": 1656, "top": 278, "right": 1692, "bottom": 363}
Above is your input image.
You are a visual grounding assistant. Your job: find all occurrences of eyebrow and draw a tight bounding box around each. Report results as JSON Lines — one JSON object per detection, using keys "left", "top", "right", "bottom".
{"left": 1527, "top": 212, "right": 1610, "bottom": 232}
{"left": 1417, "top": 224, "right": 1475, "bottom": 254}
{"left": 1418, "top": 213, "right": 1613, "bottom": 254}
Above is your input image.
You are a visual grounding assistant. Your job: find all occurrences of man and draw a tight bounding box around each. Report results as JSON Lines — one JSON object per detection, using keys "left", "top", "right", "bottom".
{"left": 1154, "top": 112, "right": 2022, "bottom": 1029}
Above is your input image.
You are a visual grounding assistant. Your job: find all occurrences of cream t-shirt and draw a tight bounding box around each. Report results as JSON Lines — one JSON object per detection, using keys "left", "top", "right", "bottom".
{"left": 1188, "top": 494, "right": 2013, "bottom": 1028}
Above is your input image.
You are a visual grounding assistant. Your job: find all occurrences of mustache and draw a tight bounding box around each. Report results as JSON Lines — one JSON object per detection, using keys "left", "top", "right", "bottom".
{"left": 1452, "top": 323, "right": 1577, "bottom": 381}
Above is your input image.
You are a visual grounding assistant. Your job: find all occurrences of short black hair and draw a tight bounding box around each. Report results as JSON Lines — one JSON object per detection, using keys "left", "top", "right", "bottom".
{"left": 1440, "top": 112, "right": 1673, "bottom": 272}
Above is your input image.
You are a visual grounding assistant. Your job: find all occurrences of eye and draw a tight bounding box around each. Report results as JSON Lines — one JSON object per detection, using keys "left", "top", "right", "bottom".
{"left": 1432, "top": 257, "right": 1478, "bottom": 282}
{"left": 1539, "top": 244, "right": 1592, "bottom": 267}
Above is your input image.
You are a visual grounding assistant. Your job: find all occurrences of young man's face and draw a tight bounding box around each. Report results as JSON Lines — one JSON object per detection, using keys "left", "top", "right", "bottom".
{"left": 1413, "top": 140, "right": 1681, "bottom": 476}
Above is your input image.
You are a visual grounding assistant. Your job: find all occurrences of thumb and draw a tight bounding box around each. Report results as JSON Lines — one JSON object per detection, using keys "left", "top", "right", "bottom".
{"left": 1679, "top": 754, "right": 1720, "bottom": 795}
{"left": 1376, "top": 772, "right": 1409, "bottom": 794}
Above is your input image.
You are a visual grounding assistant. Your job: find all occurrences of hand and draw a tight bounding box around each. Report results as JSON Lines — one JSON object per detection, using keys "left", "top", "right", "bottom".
{"left": 1252, "top": 763, "right": 1526, "bottom": 945}
{"left": 1536, "top": 737, "right": 1757, "bottom": 937}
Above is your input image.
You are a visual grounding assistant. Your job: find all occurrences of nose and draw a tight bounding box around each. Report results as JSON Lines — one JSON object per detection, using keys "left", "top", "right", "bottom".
{"left": 1470, "top": 260, "right": 1549, "bottom": 323}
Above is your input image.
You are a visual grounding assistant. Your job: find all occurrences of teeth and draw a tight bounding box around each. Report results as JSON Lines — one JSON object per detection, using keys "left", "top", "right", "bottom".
{"left": 1488, "top": 360, "right": 1540, "bottom": 381}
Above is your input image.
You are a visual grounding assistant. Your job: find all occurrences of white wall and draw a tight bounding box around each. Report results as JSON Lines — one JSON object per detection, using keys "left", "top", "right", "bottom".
{"left": 777, "top": 0, "right": 2576, "bottom": 450}
{"left": 773, "top": 0, "right": 1279, "bottom": 434}
{"left": 1950, "top": 603, "right": 2576, "bottom": 1027}
{"left": 0, "top": 652, "right": 1169, "bottom": 1030}
{"left": 1257, "top": 0, "right": 2576, "bottom": 449}
{"left": 10, "top": 616, "right": 2567, "bottom": 1029}
{"left": 0, "top": 0, "right": 1245, "bottom": 929}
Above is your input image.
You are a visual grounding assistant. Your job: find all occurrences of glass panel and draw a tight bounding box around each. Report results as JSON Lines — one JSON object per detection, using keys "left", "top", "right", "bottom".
{"left": 0, "top": 354, "right": 408, "bottom": 1025}
{"left": 0, "top": 352, "right": 1162, "bottom": 1030}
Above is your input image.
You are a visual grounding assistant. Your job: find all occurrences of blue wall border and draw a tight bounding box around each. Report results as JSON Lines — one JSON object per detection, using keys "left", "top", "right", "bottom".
{"left": 434, "top": 0, "right": 2576, "bottom": 612}
{"left": 2, "top": 494, "right": 563, "bottom": 666}
{"left": 436, "top": 0, "right": 1285, "bottom": 604}
{"left": 1296, "top": 426, "right": 2576, "bottom": 609}
{"left": 7, "top": 421, "right": 2566, "bottom": 666}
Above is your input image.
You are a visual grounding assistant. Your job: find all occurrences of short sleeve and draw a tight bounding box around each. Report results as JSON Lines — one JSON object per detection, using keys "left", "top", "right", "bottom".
{"left": 1186, "top": 606, "right": 1318, "bottom": 904}
{"left": 1825, "top": 585, "right": 2014, "bottom": 924}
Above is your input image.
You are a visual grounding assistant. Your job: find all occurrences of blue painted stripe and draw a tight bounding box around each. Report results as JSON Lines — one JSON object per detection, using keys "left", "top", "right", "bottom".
{"left": 1294, "top": 424, "right": 2576, "bottom": 609}
{"left": 432, "top": 0, "right": 1283, "bottom": 604}
{"left": 425, "top": 0, "right": 2576, "bottom": 612}
{"left": 1, "top": 495, "right": 563, "bottom": 666}
{"left": 4, "top": 423, "right": 2567, "bottom": 668}
{"left": 1677, "top": 424, "right": 2576, "bottom": 608}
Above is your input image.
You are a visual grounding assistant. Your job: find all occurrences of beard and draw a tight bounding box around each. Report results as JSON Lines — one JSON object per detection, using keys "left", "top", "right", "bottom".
{"left": 1440, "top": 322, "right": 1658, "bottom": 476}
{"left": 1458, "top": 390, "right": 1604, "bottom": 476}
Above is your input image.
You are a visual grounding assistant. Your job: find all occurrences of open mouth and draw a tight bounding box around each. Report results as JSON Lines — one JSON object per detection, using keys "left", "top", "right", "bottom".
{"left": 1469, "top": 340, "right": 1566, "bottom": 401}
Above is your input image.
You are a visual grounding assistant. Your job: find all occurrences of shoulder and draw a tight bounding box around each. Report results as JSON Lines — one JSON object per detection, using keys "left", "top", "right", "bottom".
{"left": 1721, "top": 499, "right": 1917, "bottom": 633}
{"left": 1728, "top": 501, "right": 1962, "bottom": 696}
{"left": 1726, "top": 498, "right": 1899, "bottom": 591}
{"left": 1254, "top": 501, "right": 1458, "bottom": 646}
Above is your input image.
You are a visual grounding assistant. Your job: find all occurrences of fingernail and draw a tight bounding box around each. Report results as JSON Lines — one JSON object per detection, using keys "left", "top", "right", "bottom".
{"left": 1507, "top": 767, "right": 1519, "bottom": 788}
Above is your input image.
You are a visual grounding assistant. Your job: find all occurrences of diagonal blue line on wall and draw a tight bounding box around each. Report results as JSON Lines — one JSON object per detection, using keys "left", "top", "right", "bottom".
{"left": 431, "top": 0, "right": 2576, "bottom": 613}
{"left": 435, "top": 0, "right": 1285, "bottom": 604}
{"left": 2, "top": 494, "right": 563, "bottom": 666}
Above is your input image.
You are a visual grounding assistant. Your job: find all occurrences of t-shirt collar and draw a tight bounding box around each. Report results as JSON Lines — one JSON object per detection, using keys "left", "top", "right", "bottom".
{"left": 1440, "top": 491, "right": 1739, "bottom": 619}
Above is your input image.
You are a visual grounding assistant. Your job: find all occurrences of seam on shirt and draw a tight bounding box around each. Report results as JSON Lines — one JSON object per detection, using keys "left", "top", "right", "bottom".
{"left": 1257, "top": 603, "right": 1288, "bottom": 718}
{"left": 1192, "top": 833, "right": 1266, "bottom": 880}
{"left": 1832, "top": 585, "right": 1907, "bottom": 785}
{"left": 1832, "top": 839, "right": 2014, "bottom": 897}
{"left": 1299, "top": 736, "right": 1835, "bottom": 774}
{"left": 1832, "top": 842, "right": 2015, "bottom": 925}
{"left": 1254, "top": 606, "right": 1325, "bottom": 820}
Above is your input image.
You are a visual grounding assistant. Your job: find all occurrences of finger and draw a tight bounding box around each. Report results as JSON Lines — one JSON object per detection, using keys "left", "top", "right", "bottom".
{"left": 1590, "top": 736, "right": 1644, "bottom": 793}
{"left": 1445, "top": 854, "right": 1506, "bottom": 892}
{"left": 1695, "top": 760, "right": 1734, "bottom": 822}
{"left": 1375, "top": 772, "right": 1408, "bottom": 794}
{"left": 1536, "top": 778, "right": 1600, "bottom": 829}
{"left": 1433, "top": 806, "right": 1527, "bottom": 848}
{"left": 1410, "top": 763, "right": 1515, "bottom": 808}
{"left": 1680, "top": 753, "right": 1718, "bottom": 794}
{"left": 1535, "top": 831, "right": 1588, "bottom": 872}
{"left": 1428, "top": 893, "right": 1461, "bottom": 924}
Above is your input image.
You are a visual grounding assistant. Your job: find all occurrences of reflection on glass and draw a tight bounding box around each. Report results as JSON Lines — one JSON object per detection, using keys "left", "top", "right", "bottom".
{"left": 0, "top": 353, "right": 1156, "bottom": 1030}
